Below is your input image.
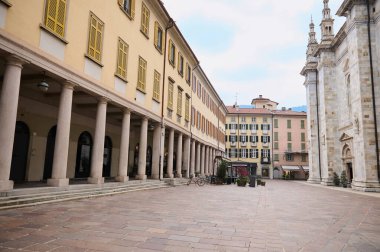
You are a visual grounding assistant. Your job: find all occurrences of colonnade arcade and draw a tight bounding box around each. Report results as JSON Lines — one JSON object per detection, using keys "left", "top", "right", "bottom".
{"left": 0, "top": 55, "right": 220, "bottom": 192}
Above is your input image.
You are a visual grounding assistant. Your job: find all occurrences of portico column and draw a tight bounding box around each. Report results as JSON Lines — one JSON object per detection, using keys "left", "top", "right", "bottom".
{"left": 159, "top": 126, "right": 165, "bottom": 180}
{"left": 205, "top": 146, "right": 209, "bottom": 176}
{"left": 201, "top": 144, "right": 205, "bottom": 176}
{"left": 183, "top": 137, "right": 191, "bottom": 178}
{"left": 151, "top": 123, "right": 161, "bottom": 179}
{"left": 88, "top": 98, "right": 107, "bottom": 184}
{"left": 48, "top": 82, "right": 75, "bottom": 187}
{"left": 196, "top": 142, "right": 201, "bottom": 175}
{"left": 116, "top": 109, "right": 131, "bottom": 182}
{"left": 0, "top": 56, "right": 26, "bottom": 192}
{"left": 190, "top": 140, "right": 195, "bottom": 177}
{"left": 176, "top": 133, "right": 183, "bottom": 178}
{"left": 167, "top": 129, "right": 174, "bottom": 178}
{"left": 209, "top": 148, "right": 214, "bottom": 176}
{"left": 136, "top": 117, "right": 148, "bottom": 180}
{"left": 212, "top": 149, "right": 216, "bottom": 175}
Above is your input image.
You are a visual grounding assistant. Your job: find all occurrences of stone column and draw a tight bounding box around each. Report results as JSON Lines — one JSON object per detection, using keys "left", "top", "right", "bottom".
{"left": 151, "top": 123, "right": 161, "bottom": 179}
{"left": 201, "top": 144, "right": 205, "bottom": 176}
{"left": 159, "top": 126, "right": 165, "bottom": 180}
{"left": 205, "top": 146, "right": 209, "bottom": 176}
{"left": 167, "top": 129, "right": 174, "bottom": 178}
{"left": 116, "top": 109, "right": 130, "bottom": 182}
{"left": 196, "top": 142, "right": 201, "bottom": 175}
{"left": 136, "top": 117, "right": 148, "bottom": 180}
{"left": 0, "top": 56, "right": 26, "bottom": 192}
{"left": 176, "top": 133, "right": 183, "bottom": 178}
{"left": 190, "top": 140, "right": 196, "bottom": 177}
{"left": 48, "top": 82, "right": 75, "bottom": 187}
{"left": 183, "top": 137, "right": 191, "bottom": 178}
{"left": 88, "top": 98, "right": 107, "bottom": 184}
{"left": 212, "top": 149, "right": 216, "bottom": 175}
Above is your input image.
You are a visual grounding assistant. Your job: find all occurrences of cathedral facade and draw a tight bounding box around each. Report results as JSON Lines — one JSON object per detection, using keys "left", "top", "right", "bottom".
{"left": 301, "top": 0, "right": 380, "bottom": 191}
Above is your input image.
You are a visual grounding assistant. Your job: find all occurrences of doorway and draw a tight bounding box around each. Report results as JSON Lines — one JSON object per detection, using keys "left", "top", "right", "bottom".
{"left": 75, "top": 131, "right": 93, "bottom": 178}
{"left": 146, "top": 146, "right": 152, "bottom": 177}
{"left": 10, "top": 121, "right": 30, "bottom": 182}
{"left": 43, "top": 125, "right": 57, "bottom": 180}
{"left": 103, "top": 136, "right": 112, "bottom": 178}
{"left": 347, "top": 162, "right": 353, "bottom": 184}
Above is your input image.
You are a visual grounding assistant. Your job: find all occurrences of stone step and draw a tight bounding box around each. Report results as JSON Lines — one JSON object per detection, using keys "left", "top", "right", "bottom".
{"left": 0, "top": 181, "right": 171, "bottom": 210}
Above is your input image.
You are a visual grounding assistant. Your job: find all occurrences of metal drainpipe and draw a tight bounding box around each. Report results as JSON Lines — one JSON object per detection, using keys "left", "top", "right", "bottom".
{"left": 316, "top": 69, "right": 322, "bottom": 181}
{"left": 159, "top": 18, "right": 174, "bottom": 181}
{"left": 366, "top": 0, "right": 380, "bottom": 181}
{"left": 237, "top": 114, "right": 240, "bottom": 161}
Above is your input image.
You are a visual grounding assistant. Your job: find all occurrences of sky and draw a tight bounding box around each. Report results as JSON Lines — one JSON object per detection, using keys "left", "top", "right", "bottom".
{"left": 162, "top": 0, "right": 346, "bottom": 108}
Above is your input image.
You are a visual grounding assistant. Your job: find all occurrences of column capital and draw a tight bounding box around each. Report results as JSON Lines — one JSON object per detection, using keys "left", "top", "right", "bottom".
{"left": 98, "top": 96, "right": 109, "bottom": 104}
{"left": 62, "top": 81, "right": 77, "bottom": 90}
{"left": 6, "top": 55, "right": 29, "bottom": 68}
{"left": 121, "top": 107, "right": 131, "bottom": 115}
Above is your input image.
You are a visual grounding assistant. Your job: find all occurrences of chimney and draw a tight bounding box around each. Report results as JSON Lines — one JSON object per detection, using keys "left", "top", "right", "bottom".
{"left": 282, "top": 107, "right": 286, "bottom": 111}
{"left": 259, "top": 95, "right": 263, "bottom": 98}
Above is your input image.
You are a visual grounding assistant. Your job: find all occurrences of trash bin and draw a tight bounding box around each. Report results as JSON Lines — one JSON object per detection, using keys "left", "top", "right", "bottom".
{"left": 249, "top": 176, "right": 256, "bottom": 187}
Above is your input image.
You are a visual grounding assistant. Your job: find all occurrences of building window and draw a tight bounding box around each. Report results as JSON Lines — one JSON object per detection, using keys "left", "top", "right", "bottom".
{"left": 286, "top": 154, "right": 293, "bottom": 161}
{"left": 185, "top": 95, "right": 190, "bottom": 121}
{"left": 274, "top": 119, "right": 278, "bottom": 128}
{"left": 287, "top": 143, "right": 292, "bottom": 151}
{"left": 168, "top": 40, "right": 176, "bottom": 66}
{"left": 140, "top": 2, "right": 150, "bottom": 37}
{"left": 178, "top": 52, "right": 184, "bottom": 76}
{"left": 153, "top": 70, "right": 160, "bottom": 101}
{"left": 137, "top": 57, "right": 147, "bottom": 92}
{"left": 301, "top": 120, "right": 305, "bottom": 129}
{"left": 116, "top": 38, "right": 129, "bottom": 80}
{"left": 197, "top": 81, "right": 201, "bottom": 98}
{"left": 240, "top": 124, "right": 247, "bottom": 130}
{"left": 119, "top": 0, "right": 135, "bottom": 19}
{"left": 274, "top": 132, "right": 278, "bottom": 141}
{"left": 274, "top": 154, "right": 279, "bottom": 161}
{"left": 177, "top": 87, "right": 183, "bottom": 116}
{"left": 185, "top": 63, "right": 191, "bottom": 84}
{"left": 302, "top": 155, "right": 307, "bottom": 162}
{"left": 197, "top": 112, "right": 201, "bottom": 129}
{"left": 241, "top": 149, "right": 247, "bottom": 159}
{"left": 44, "top": 0, "right": 67, "bottom": 38}
{"left": 167, "top": 80, "right": 174, "bottom": 110}
{"left": 262, "top": 149, "right": 270, "bottom": 158}
{"left": 241, "top": 116, "right": 246, "bottom": 122}
{"left": 287, "top": 132, "right": 292, "bottom": 141}
{"left": 250, "top": 136, "right": 259, "bottom": 143}
{"left": 262, "top": 136, "right": 270, "bottom": 143}
{"left": 274, "top": 142, "right": 278, "bottom": 150}
{"left": 249, "top": 149, "right": 259, "bottom": 158}
{"left": 154, "top": 22, "right": 163, "bottom": 52}
{"left": 192, "top": 75, "right": 197, "bottom": 93}
{"left": 262, "top": 124, "right": 271, "bottom": 130}
{"left": 301, "top": 143, "right": 306, "bottom": 151}
{"left": 301, "top": 132, "right": 305, "bottom": 142}
{"left": 287, "top": 119, "right": 291, "bottom": 129}
{"left": 231, "top": 117, "right": 236, "bottom": 122}
{"left": 263, "top": 117, "right": 268, "bottom": 123}
{"left": 87, "top": 13, "right": 104, "bottom": 63}
{"left": 252, "top": 117, "right": 256, "bottom": 122}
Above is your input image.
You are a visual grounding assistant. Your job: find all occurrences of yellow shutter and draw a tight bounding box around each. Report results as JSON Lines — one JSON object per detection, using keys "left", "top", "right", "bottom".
{"left": 116, "top": 39, "right": 128, "bottom": 79}
{"left": 131, "top": 0, "right": 135, "bottom": 19}
{"left": 154, "top": 22, "right": 158, "bottom": 47}
{"left": 138, "top": 57, "right": 147, "bottom": 92}
{"left": 168, "top": 82, "right": 173, "bottom": 109}
{"left": 153, "top": 70, "right": 160, "bottom": 101}
{"left": 45, "top": 0, "right": 66, "bottom": 37}
{"left": 177, "top": 89, "right": 182, "bottom": 116}
{"left": 88, "top": 14, "right": 103, "bottom": 62}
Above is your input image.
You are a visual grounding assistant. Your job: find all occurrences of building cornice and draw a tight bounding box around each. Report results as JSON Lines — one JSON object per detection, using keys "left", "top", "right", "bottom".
{"left": 336, "top": 0, "right": 374, "bottom": 16}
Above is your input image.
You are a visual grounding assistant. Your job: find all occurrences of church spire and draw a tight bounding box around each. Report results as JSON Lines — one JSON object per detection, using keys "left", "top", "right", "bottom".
{"left": 308, "top": 16, "right": 317, "bottom": 45}
{"left": 306, "top": 15, "right": 318, "bottom": 61}
{"left": 320, "top": 0, "right": 334, "bottom": 43}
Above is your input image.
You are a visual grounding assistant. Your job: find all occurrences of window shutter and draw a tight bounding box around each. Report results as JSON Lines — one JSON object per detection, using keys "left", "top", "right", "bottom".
{"left": 261, "top": 124, "right": 263, "bottom": 130}
{"left": 250, "top": 136, "right": 252, "bottom": 142}
{"left": 118, "top": 0, "right": 123, "bottom": 6}
{"left": 154, "top": 22, "right": 158, "bottom": 46}
{"left": 261, "top": 136, "right": 263, "bottom": 142}
{"left": 131, "top": 0, "right": 135, "bottom": 19}
{"left": 249, "top": 124, "right": 252, "bottom": 130}
{"left": 268, "top": 124, "right": 271, "bottom": 130}
{"left": 268, "top": 136, "right": 270, "bottom": 142}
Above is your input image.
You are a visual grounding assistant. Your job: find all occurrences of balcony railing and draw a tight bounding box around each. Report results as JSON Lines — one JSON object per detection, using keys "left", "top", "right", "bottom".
{"left": 240, "top": 129, "right": 246, "bottom": 134}
{"left": 230, "top": 142, "right": 236, "bottom": 147}
{"left": 251, "top": 142, "right": 257, "bottom": 147}
{"left": 261, "top": 157, "right": 271, "bottom": 164}
{"left": 262, "top": 130, "right": 268, "bottom": 135}
{"left": 251, "top": 129, "right": 257, "bottom": 134}
{"left": 241, "top": 142, "right": 247, "bottom": 147}
{"left": 262, "top": 142, "right": 269, "bottom": 148}
{"left": 230, "top": 129, "right": 236, "bottom": 134}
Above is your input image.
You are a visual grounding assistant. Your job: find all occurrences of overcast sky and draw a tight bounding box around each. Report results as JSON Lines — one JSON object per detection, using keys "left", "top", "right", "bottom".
{"left": 163, "top": 0, "right": 345, "bottom": 108}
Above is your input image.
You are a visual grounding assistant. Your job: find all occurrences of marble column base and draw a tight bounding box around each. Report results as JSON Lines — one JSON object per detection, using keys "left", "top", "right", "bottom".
{"left": 47, "top": 178, "right": 69, "bottom": 187}
{"left": 176, "top": 174, "right": 182, "bottom": 178}
{"left": 135, "top": 174, "right": 147, "bottom": 180}
{"left": 0, "top": 180, "right": 13, "bottom": 192}
{"left": 151, "top": 174, "right": 160, "bottom": 180}
{"left": 307, "top": 177, "right": 321, "bottom": 184}
{"left": 115, "top": 176, "right": 129, "bottom": 182}
{"left": 166, "top": 174, "right": 174, "bottom": 179}
{"left": 87, "top": 177, "right": 104, "bottom": 184}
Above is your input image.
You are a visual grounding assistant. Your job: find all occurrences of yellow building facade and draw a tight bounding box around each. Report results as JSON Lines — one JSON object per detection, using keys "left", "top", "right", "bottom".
{"left": 0, "top": 0, "right": 226, "bottom": 191}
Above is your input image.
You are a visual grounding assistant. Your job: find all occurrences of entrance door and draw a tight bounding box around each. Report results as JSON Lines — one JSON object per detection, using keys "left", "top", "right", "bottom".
{"left": 133, "top": 143, "right": 139, "bottom": 176}
{"left": 103, "top": 136, "right": 112, "bottom": 178}
{"left": 75, "top": 132, "right": 92, "bottom": 178}
{"left": 347, "top": 162, "right": 353, "bottom": 183}
{"left": 10, "top": 121, "right": 30, "bottom": 182}
{"left": 43, "top": 125, "right": 57, "bottom": 180}
{"left": 146, "top": 146, "right": 152, "bottom": 177}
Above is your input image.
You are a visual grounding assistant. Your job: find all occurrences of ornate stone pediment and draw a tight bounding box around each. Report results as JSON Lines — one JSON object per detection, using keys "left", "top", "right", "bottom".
{"left": 340, "top": 133, "right": 352, "bottom": 142}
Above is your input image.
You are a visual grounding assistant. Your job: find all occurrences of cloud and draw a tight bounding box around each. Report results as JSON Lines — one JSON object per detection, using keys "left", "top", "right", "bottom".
{"left": 162, "top": 0, "right": 346, "bottom": 107}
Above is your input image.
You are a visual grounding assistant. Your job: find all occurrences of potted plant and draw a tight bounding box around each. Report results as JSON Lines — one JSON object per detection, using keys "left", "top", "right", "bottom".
{"left": 216, "top": 160, "right": 227, "bottom": 185}
{"left": 333, "top": 172, "right": 340, "bottom": 186}
{"left": 341, "top": 170, "right": 348, "bottom": 188}
{"left": 236, "top": 167, "right": 249, "bottom": 187}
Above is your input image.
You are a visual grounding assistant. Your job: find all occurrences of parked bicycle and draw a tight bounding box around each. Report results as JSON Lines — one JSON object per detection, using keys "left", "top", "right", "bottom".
{"left": 187, "top": 175, "right": 205, "bottom": 186}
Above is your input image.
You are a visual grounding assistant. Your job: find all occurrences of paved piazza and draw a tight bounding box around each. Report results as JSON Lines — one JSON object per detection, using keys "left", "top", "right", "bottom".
{"left": 0, "top": 181, "right": 380, "bottom": 252}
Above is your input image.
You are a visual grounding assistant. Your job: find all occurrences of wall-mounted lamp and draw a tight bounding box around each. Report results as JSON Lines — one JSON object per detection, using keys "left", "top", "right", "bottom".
{"left": 37, "top": 71, "right": 49, "bottom": 92}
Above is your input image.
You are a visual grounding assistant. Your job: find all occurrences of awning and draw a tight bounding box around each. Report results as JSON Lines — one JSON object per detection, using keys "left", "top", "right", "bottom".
{"left": 281, "top": 165, "right": 301, "bottom": 171}
{"left": 302, "top": 166, "right": 309, "bottom": 171}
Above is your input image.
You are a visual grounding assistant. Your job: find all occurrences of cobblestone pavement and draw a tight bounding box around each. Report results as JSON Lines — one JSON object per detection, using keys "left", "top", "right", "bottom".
{"left": 0, "top": 180, "right": 380, "bottom": 252}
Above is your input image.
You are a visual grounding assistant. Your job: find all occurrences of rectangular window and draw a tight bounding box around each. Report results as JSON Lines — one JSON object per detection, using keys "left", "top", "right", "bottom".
{"left": 286, "top": 154, "right": 293, "bottom": 161}
{"left": 301, "top": 143, "right": 306, "bottom": 151}
{"left": 287, "top": 119, "right": 292, "bottom": 129}
{"left": 153, "top": 70, "right": 160, "bottom": 101}
{"left": 197, "top": 112, "right": 201, "bottom": 129}
{"left": 287, "top": 143, "right": 292, "bottom": 151}
{"left": 274, "top": 132, "right": 278, "bottom": 141}
{"left": 274, "top": 142, "right": 278, "bottom": 150}
{"left": 274, "top": 119, "right": 278, "bottom": 128}
{"left": 301, "top": 132, "right": 305, "bottom": 142}
{"left": 177, "top": 87, "right": 183, "bottom": 116}
{"left": 192, "top": 75, "right": 197, "bottom": 93}
{"left": 185, "top": 63, "right": 191, "bottom": 84}
{"left": 44, "top": 0, "right": 67, "bottom": 38}
{"left": 168, "top": 40, "right": 176, "bottom": 66}
{"left": 287, "top": 132, "right": 292, "bottom": 141}
{"left": 274, "top": 154, "right": 279, "bottom": 161}
{"left": 241, "top": 149, "right": 247, "bottom": 159}
{"left": 252, "top": 117, "right": 256, "bottom": 122}
{"left": 262, "top": 136, "right": 270, "bottom": 143}
{"left": 301, "top": 120, "right": 305, "bottom": 129}
{"left": 302, "top": 155, "right": 307, "bottom": 162}
{"left": 154, "top": 22, "right": 163, "bottom": 52}
{"left": 116, "top": 38, "right": 129, "bottom": 80}
{"left": 119, "top": 0, "right": 135, "bottom": 19}
{"left": 197, "top": 81, "right": 201, "bottom": 98}
{"left": 263, "top": 117, "right": 268, "bottom": 123}
{"left": 262, "top": 149, "right": 270, "bottom": 158}
{"left": 241, "top": 116, "right": 246, "bottom": 122}
{"left": 87, "top": 13, "right": 104, "bottom": 63}
{"left": 167, "top": 80, "right": 174, "bottom": 110}
{"left": 231, "top": 117, "right": 236, "bottom": 122}
{"left": 137, "top": 57, "right": 147, "bottom": 92}
{"left": 185, "top": 95, "right": 190, "bottom": 121}
{"left": 178, "top": 52, "right": 184, "bottom": 76}
{"left": 140, "top": 2, "right": 150, "bottom": 37}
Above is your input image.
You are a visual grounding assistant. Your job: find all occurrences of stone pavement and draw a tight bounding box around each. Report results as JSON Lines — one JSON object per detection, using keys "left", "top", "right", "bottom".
{"left": 0, "top": 180, "right": 379, "bottom": 252}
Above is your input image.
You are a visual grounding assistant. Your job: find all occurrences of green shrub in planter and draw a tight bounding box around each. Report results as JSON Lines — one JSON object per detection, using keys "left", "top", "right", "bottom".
{"left": 341, "top": 170, "right": 348, "bottom": 188}
{"left": 333, "top": 172, "right": 340, "bottom": 186}
{"left": 236, "top": 176, "right": 249, "bottom": 187}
